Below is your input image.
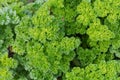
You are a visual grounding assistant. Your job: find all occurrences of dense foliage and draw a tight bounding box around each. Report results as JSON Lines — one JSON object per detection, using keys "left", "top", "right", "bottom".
{"left": 0, "top": 0, "right": 120, "bottom": 80}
